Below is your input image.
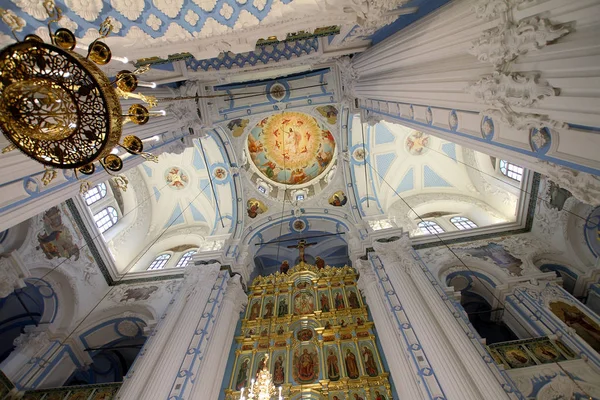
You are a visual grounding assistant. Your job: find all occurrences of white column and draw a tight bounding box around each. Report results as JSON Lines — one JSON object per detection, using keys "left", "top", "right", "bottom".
{"left": 189, "top": 275, "right": 247, "bottom": 399}
{"left": 379, "top": 237, "right": 511, "bottom": 399}
{"left": 116, "top": 280, "right": 187, "bottom": 398}
{"left": 354, "top": 258, "right": 426, "bottom": 400}
{"left": 116, "top": 263, "right": 223, "bottom": 400}
{"left": 372, "top": 241, "right": 488, "bottom": 400}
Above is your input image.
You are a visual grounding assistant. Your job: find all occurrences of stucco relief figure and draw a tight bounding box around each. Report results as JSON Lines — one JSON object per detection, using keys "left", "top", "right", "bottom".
{"left": 294, "top": 292, "right": 314, "bottom": 315}
{"left": 236, "top": 359, "right": 249, "bottom": 390}
{"left": 120, "top": 286, "right": 158, "bottom": 302}
{"left": 347, "top": 289, "right": 360, "bottom": 309}
{"left": 278, "top": 298, "right": 288, "bottom": 316}
{"left": 36, "top": 206, "right": 80, "bottom": 260}
{"left": 263, "top": 299, "right": 274, "bottom": 318}
{"left": 362, "top": 346, "right": 378, "bottom": 376}
{"left": 327, "top": 349, "right": 340, "bottom": 381}
{"left": 345, "top": 349, "right": 360, "bottom": 379}
{"left": 550, "top": 301, "right": 600, "bottom": 352}
{"left": 273, "top": 355, "right": 285, "bottom": 385}
{"left": 320, "top": 293, "right": 330, "bottom": 312}
{"left": 293, "top": 348, "right": 318, "bottom": 383}
{"left": 249, "top": 300, "right": 261, "bottom": 320}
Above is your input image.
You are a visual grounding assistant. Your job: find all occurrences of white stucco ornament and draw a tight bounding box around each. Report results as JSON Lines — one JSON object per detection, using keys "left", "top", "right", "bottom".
{"left": 220, "top": 3, "right": 234, "bottom": 19}
{"left": 11, "top": 0, "right": 49, "bottom": 21}
{"left": 146, "top": 14, "right": 162, "bottom": 31}
{"left": 194, "top": 0, "right": 217, "bottom": 12}
{"left": 13, "top": 331, "right": 50, "bottom": 356}
{"left": 467, "top": 72, "right": 556, "bottom": 109}
{"left": 153, "top": 0, "right": 184, "bottom": 19}
{"left": 111, "top": 0, "right": 145, "bottom": 21}
{"left": 57, "top": 15, "right": 78, "bottom": 32}
{"left": 65, "top": 0, "right": 104, "bottom": 22}
{"left": 185, "top": 10, "right": 200, "bottom": 26}
{"left": 253, "top": 0, "right": 267, "bottom": 12}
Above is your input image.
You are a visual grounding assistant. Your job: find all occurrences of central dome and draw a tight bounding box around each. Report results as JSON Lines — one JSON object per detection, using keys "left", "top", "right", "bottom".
{"left": 247, "top": 112, "right": 336, "bottom": 185}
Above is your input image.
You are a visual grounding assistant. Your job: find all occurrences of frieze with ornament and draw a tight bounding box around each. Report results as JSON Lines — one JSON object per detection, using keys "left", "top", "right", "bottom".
{"left": 224, "top": 261, "right": 394, "bottom": 400}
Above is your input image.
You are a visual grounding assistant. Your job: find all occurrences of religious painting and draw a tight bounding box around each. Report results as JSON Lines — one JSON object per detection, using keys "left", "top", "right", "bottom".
{"left": 371, "top": 387, "right": 389, "bottom": 400}
{"left": 319, "top": 291, "right": 331, "bottom": 312}
{"left": 554, "top": 339, "right": 575, "bottom": 358}
{"left": 294, "top": 291, "right": 315, "bottom": 315}
{"left": 550, "top": 301, "right": 600, "bottom": 352}
{"left": 529, "top": 341, "right": 565, "bottom": 364}
{"left": 262, "top": 296, "right": 275, "bottom": 319}
{"left": 247, "top": 198, "right": 267, "bottom": 219}
{"left": 328, "top": 191, "right": 347, "bottom": 207}
{"left": 272, "top": 352, "right": 286, "bottom": 386}
{"left": 405, "top": 131, "right": 430, "bottom": 156}
{"left": 360, "top": 342, "right": 379, "bottom": 377}
{"left": 254, "top": 354, "right": 268, "bottom": 380}
{"left": 278, "top": 296, "right": 289, "bottom": 317}
{"left": 316, "top": 105, "right": 339, "bottom": 124}
{"left": 455, "top": 243, "right": 523, "bottom": 276}
{"left": 164, "top": 166, "right": 189, "bottom": 189}
{"left": 248, "top": 298, "right": 262, "bottom": 320}
{"left": 246, "top": 112, "right": 336, "bottom": 185}
{"left": 276, "top": 325, "right": 285, "bottom": 335}
{"left": 349, "top": 390, "right": 368, "bottom": 400}
{"left": 325, "top": 346, "right": 341, "bottom": 381}
{"left": 227, "top": 118, "right": 249, "bottom": 137}
{"left": 343, "top": 345, "right": 361, "bottom": 379}
{"left": 297, "top": 328, "right": 314, "bottom": 342}
{"left": 497, "top": 345, "right": 534, "bottom": 369}
{"left": 292, "top": 219, "right": 306, "bottom": 232}
{"left": 292, "top": 346, "right": 319, "bottom": 383}
{"left": 346, "top": 288, "right": 361, "bottom": 309}
{"left": 234, "top": 357, "right": 251, "bottom": 390}
{"left": 119, "top": 286, "right": 158, "bottom": 302}
{"left": 332, "top": 289, "right": 345, "bottom": 310}
{"left": 36, "top": 206, "right": 80, "bottom": 260}
{"left": 330, "top": 392, "right": 345, "bottom": 400}
{"left": 212, "top": 167, "right": 228, "bottom": 181}
{"left": 352, "top": 147, "right": 366, "bottom": 162}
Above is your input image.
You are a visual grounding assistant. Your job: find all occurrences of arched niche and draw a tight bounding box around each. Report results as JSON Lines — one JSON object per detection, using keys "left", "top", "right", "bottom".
{"left": 0, "top": 219, "right": 30, "bottom": 254}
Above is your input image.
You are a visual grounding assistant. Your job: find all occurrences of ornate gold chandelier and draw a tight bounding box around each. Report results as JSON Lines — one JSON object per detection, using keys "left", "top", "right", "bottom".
{"left": 240, "top": 354, "right": 282, "bottom": 400}
{"left": 0, "top": 1, "right": 161, "bottom": 191}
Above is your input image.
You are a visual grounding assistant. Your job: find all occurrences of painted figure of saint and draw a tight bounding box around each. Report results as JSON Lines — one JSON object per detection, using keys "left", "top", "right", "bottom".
{"left": 297, "top": 349, "right": 316, "bottom": 382}
{"left": 273, "top": 356, "right": 285, "bottom": 385}
{"left": 345, "top": 349, "right": 360, "bottom": 379}
{"left": 347, "top": 290, "right": 360, "bottom": 309}
{"left": 277, "top": 325, "right": 284, "bottom": 335}
{"left": 278, "top": 298, "right": 288, "bottom": 317}
{"left": 236, "top": 359, "right": 249, "bottom": 390}
{"left": 256, "top": 356, "right": 266, "bottom": 378}
{"left": 294, "top": 292, "right": 314, "bottom": 315}
{"left": 362, "top": 346, "right": 378, "bottom": 376}
{"left": 249, "top": 300, "right": 261, "bottom": 320}
{"left": 327, "top": 349, "right": 340, "bottom": 381}
{"left": 320, "top": 293, "right": 330, "bottom": 312}
{"left": 334, "top": 292, "right": 345, "bottom": 310}
{"left": 263, "top": 299, "right": 274, "bottom": 318}
{"left": 375, "top": 391, "right": 387, "bottom": 400}
{"left": 353, "top": 394, "right": 364, "bottom": 400}
{"left": 315, "top": 256, "right": 325, "bottom": 269}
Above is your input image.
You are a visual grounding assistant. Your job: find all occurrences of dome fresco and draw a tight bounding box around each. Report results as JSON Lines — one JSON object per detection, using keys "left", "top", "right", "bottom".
{"left": 247, "top": 112, "right": 336, "bottom": 186}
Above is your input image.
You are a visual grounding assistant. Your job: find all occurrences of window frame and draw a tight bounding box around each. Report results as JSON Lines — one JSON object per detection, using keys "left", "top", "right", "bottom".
{"left": 83, "top": 183, "right": 107, "bottom": 206}
{"left": 450, "top": 216, "right": 478, "bottom": 230}
{"left": 417, "top": 220, "right": 445, "bottom": 235}
{"left": 93, "top": 206, "right": 118, "bottom": 234}
{"left": 499, "top": 160, "right": 523, "bottom": 182}
{"left": 175, "top": 250, "right": 197, "bottom": 268}
{"left": 148, "top": 253, "right": 172, "bottom": 271}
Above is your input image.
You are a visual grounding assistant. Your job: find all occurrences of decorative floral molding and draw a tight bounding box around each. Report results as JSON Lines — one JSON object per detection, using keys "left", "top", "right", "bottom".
{"left": 13, "top": 331, "right": 51, "bottom": 356}
{"left": 471, "top": 0, "right": 534, "bottom": 21}
{"left": 336, "top": 57, "right": 359, "bottom": 103}
{"left": 469, "top": 17, "right": 571, "bottom": 68}
{"left": 467, "top": 72, "right": 557, "bottom": 109}
{"left": 535, "top": 161, "right": 600, "bottom": 206}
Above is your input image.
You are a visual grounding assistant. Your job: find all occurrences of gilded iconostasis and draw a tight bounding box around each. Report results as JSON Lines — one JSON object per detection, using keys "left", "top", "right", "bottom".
{"left": 224, "top": 263, "right": 392, "bottom": 400}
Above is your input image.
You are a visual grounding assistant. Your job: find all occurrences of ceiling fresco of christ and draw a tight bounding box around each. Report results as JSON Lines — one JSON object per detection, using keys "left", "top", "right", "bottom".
{"left": 247, "top": 112, "right": 336, "bottom": 186}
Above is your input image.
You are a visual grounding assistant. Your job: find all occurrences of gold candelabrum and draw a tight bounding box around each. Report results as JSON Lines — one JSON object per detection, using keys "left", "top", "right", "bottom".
{"left": 240, "top": 354, "right": 282, "bottom": 400}
{"left": 0, "top": 0, "right": 163, "bottom": 192}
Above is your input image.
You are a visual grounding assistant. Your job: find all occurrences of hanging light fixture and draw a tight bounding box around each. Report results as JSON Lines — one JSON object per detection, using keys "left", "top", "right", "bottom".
{"left": 0, "top": 1, "right": 163, "bottom": 192}
{"left": 240, "top": 354, "right": 282, "bottom": 400}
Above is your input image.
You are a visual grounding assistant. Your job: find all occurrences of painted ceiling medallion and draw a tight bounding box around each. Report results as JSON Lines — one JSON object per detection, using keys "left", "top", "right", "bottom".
{"left": 405, "top": 131, "right": 430, "bottom": 156}
{"left": 165, "top": 166, "right": 189, "bottom": 189}
{"left": 247, "top": 112, "right": 336, "bottom": 185}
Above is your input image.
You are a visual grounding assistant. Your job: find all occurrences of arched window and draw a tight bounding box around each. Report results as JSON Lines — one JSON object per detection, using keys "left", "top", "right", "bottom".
{"left": 450, "top": 216, "right": 477, "bottom": 230}
{"left": 148, "top": 254, "right": 171, "bottom": 271}
{"left": 175, "top": 250, "right": 196, "bottom": 268}
{"left": 94, "top": 207, "right": 118, "bottom": 233}
{"left": 84, "top": 183, "right": 107, "bottom": 205}
{"left": 417, "top": 221, "right": 444, "bottom": 235}
{"left": 499, "top": 160, "right": 523, "bottom": 182}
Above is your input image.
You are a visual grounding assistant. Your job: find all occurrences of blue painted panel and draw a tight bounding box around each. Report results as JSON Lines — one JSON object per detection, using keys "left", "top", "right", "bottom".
{"left": 375, "top": 153, "right": 397, "bottom": 181}
{"left": 189, "top": 204, "right": 206, "bottom": 222}
{"left": 153, "top": 187, "right": 161, "bottom": 202}
{"left": 192, "top": 148, "right": 206, "bottom": 170}
{"left": 141, "top": 164, "right": 153, "bottom": 177}
{"left": 441, "top": 142, "right": 457, "bottom": 162}
{"left": 423, "top": 165, "right": 451, "bottom": 187}
{"left": 374, "top": 124, "right": 396, "bottom": 145}
{"left": 164, "top": 204, "right": 185, "bottom": 228}
{"left": 396, "top": 168, "right": 414, "bottom": 192}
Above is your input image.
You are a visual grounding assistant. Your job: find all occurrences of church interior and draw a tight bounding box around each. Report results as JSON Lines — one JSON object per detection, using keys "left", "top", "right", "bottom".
{"left": 0, "top": 0, "right": 600, "bottom": 399}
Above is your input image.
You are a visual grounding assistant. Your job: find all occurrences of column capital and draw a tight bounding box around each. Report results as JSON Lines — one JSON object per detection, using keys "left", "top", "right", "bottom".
{"left": 336, "top": 57, "right": 359, "bottom": 103}
{"left": 183, "top": 262, "right": 221, "bottom": 295}
{"left": 355, "top": 258, "right": 378, "bottom": 292}
{"left": 223, "top": 274, "right": 248, "bottom": 314}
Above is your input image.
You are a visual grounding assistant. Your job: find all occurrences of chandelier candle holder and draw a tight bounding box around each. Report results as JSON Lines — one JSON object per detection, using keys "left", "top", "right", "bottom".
{"left": 240, "top": 354, "right": 282, "bottom": 400}
{"left": 0, "top": 0, "right": 162, "bottom": 192}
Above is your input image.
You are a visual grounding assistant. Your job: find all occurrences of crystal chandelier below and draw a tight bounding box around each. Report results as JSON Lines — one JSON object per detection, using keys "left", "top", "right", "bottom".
{"left": 240, "top": 354, "right": 282, "bottom": 400}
